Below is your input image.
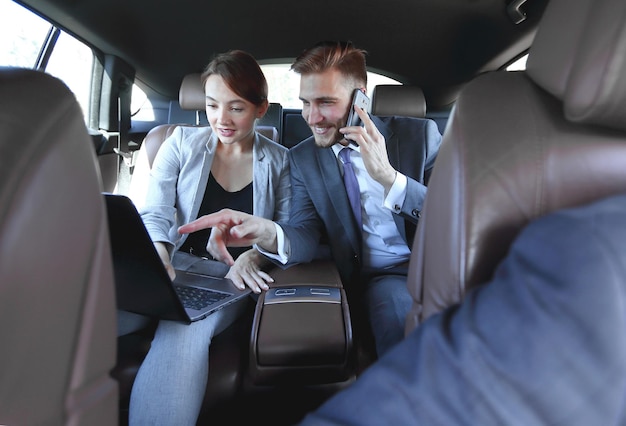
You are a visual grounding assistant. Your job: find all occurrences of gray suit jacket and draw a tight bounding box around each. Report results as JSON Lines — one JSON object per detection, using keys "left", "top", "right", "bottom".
{"left": 300, "top": 193, "right": 626, "bottom": 426}
{"left": 141, "top": 126, "right": 291, "bottom": 253}
{"left": 280, "top": 115, "right": 441, "bottom": 288}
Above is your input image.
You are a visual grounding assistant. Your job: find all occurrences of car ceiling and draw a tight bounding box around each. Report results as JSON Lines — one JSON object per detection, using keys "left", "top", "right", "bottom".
{"left": 18, "top": 0, "right": 549, "bottom": 109}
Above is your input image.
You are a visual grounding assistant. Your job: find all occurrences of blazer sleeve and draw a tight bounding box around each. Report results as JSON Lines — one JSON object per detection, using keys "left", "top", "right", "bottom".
{"left": 278, "top": 147, "right": 325, "bottom": 266}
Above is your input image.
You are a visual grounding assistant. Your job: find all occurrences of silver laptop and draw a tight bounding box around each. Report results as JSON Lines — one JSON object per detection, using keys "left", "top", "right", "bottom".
{"left": 104, "top": 193, "right": 251, "bottom": 323}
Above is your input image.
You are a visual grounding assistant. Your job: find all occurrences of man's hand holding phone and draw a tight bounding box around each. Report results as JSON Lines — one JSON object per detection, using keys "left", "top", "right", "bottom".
{"left": 341, "top": 92, "right": 398, "bottom": 193}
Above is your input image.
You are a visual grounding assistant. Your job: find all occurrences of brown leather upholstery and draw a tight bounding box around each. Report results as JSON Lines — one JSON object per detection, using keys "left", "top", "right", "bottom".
{"left": 406, "top": 0, "right": 626, "bottom": 332}
{"left": 0, "top": 68, "right": 118, "bottom": 424}
{"left": 371, "top": 84, "right": 426, "bottom": 118}
{"left": 250, "top": 261, "right": 353, "bottom": 385}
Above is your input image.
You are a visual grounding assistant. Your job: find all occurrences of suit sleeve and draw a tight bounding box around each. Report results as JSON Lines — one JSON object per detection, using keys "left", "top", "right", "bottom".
{"left": 299, "top": 195, "right": 626, "bottom": 426}
{"left": 277, "top": 149, "right": 325, "bottom": 266}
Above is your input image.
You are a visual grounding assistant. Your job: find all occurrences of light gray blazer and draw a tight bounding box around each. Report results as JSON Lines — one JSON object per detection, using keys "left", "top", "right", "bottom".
{"left": 140, "top": 126, "right": 290, "bottom": 255}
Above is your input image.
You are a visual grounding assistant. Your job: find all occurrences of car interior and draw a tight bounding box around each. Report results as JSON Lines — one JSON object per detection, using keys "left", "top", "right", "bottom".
{"left": 3, "top": 0, "right": 626, "bottom": 424}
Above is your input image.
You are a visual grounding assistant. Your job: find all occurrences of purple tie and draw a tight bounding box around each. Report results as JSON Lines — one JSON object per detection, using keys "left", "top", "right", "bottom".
{"left": 339, "top": 148, "right": 362, "bottom": 228}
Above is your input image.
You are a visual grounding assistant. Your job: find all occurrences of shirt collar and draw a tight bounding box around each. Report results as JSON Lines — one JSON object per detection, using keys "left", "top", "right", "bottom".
{"left": 331, "top": 142, "right": 360, "bottom": 158}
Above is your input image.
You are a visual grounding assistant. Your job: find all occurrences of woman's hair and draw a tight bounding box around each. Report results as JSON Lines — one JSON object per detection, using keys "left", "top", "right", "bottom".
{"left": 201, "top": 50, "right": 268, "bottom": 106}
{"left": 290, "top": 41, "right": 368, "bottom": 88}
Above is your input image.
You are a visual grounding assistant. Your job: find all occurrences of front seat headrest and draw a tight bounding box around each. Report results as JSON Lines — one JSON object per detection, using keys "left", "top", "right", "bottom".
{"left": 527, "top": 0, "right": 626, "bottom": 131}
{"left": 371, "top": 85, "right": 426, "bottom": 118}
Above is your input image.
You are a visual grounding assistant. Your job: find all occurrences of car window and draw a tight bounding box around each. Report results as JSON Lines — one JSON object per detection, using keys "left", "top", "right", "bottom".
{"left": 45, "top": 32, "right": 94, "bottom": 120}
{"left": 261, "top": 64, "right": 401, "bottom": 109}
{"left": 0, "top": 0, "right": 50, "bottom": 67}
{"left": 506, "top": 54, "right": 528, "bottom": 71}
{"left": 1, "top": 0, "right": 94, "bottom": 123}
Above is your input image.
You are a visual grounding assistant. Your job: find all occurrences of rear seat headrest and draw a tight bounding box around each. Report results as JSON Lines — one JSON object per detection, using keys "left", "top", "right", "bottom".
{"left": 371, "top": 85, "right": 426, "bottom": 118}
{"left": 257, "top": 125, "right": 279, "bottom": 142}
{"left": 179, "top": 73, "right": 205, "bottom": 111}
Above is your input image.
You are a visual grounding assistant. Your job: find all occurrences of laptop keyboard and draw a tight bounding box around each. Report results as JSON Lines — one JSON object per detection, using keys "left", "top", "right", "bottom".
{"left": 174, "top": 285, "right": 229, "bottom": 310}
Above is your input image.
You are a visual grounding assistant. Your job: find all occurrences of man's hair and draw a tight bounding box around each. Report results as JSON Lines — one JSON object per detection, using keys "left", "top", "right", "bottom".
{"left": 291, "top": 41, "right": 368, "bottom": 88}
{"left": 201, "top": 50, "right": 268, "bottom": 106}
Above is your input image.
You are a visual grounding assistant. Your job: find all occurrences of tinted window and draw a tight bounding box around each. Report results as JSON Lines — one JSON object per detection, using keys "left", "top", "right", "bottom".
{"left": 261, "top": 64, "right": 401, "bottom": 109}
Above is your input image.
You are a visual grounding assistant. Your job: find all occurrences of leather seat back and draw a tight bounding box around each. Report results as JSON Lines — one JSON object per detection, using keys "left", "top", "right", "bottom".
{"left": 0, "top": 67, "right": 118, "bottom": 424}
{"left": 406, "top": 0, "right": 626, "bottom": 330}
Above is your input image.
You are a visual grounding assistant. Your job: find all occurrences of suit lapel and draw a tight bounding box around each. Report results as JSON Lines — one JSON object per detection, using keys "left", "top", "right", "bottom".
{"left": 316, "top": 146, "right": 362, "bottom": 255}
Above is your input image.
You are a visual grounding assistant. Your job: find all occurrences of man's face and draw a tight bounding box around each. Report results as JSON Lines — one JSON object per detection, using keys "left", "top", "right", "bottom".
{"left": 299, "top": 69, "right": 354, "bottom": 148}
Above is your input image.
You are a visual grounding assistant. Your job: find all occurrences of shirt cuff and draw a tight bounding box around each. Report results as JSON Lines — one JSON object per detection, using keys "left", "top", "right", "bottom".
{"left": 383, "top": 172, "right": 407, "bottom": 214}
{"left": 254, "top": 222, "right": 289, "bottom": 264}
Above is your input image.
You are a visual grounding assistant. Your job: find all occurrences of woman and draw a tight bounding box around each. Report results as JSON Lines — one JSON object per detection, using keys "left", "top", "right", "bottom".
{"left": 129, "top": 50, "right": 290, "bottom": 425}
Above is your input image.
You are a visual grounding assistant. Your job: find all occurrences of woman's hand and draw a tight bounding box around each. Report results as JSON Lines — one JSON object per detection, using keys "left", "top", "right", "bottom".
{"left": 179, "top": 209, "right": 278, "bottom": 266}
{"left": 206, "top": 225, "right": 236, "bottom": 266}
{"left": 226, "top": 248, "right": 274, "bottom": 294}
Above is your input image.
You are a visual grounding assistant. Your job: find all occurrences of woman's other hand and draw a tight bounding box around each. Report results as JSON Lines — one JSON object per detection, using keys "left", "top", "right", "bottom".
{"left": 226, "top": 248, "right": 274, "bottom": 294}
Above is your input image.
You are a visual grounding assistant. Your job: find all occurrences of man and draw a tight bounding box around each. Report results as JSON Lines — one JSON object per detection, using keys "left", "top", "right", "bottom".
{"left": 296, "top": 194, "right": 626, "bottom": 425}
{"left": 179, "top": 41, "right": 442, "bottom": 357}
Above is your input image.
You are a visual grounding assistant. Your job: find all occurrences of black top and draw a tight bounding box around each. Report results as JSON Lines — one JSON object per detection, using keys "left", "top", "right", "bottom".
{"left": 179, "top": 173, "right": 253, "bottom": 260}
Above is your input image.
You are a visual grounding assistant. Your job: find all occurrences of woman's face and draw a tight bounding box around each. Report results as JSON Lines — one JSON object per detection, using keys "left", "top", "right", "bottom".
{"left": 204, "top": 74, "right": 266, "bottom": 145}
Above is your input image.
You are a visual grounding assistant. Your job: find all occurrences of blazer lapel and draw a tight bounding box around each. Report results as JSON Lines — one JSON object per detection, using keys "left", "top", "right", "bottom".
{"left": 252, "top": 137, "right": 270, "bottom": 218}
